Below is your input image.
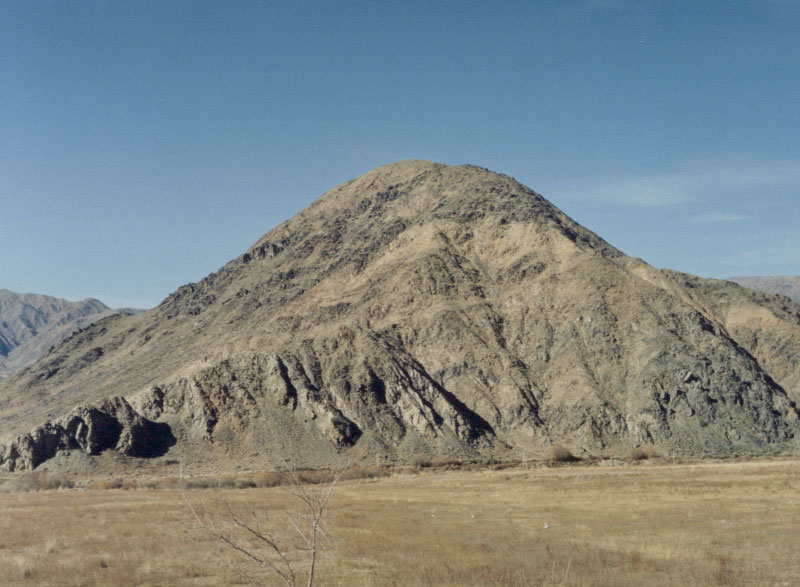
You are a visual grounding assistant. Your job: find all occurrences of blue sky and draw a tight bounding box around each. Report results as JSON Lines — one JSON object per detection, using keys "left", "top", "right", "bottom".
{"left": 2, "top": 1, "right": 798, "bottom": 308}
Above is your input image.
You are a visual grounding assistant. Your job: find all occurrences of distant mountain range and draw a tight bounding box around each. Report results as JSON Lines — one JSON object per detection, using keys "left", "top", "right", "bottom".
{"left": 0, "top": 289, "right": 141, "bottom": 379}
{"left": 729, "top": 276, "right": 800, "bottom": 303}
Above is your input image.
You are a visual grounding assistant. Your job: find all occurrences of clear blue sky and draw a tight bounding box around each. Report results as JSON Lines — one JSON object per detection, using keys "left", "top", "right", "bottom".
{"left": 2, "top": 1, "right": 798, "bottom": 308}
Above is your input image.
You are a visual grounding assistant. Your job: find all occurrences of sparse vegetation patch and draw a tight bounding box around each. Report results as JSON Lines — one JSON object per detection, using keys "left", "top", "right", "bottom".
{"left": 2, "top": 458, "right": 797, "bottom": 585}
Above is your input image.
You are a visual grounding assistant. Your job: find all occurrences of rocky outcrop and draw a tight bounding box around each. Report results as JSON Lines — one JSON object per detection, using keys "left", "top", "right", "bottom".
{"left": 0, "top": 397, "right": 174, "bottom": 472}
{"left": 129, "top": 346, "right": 496, "bottom": 459}
{"left": 1, "top": 160, "right": 799, "bottom": 471}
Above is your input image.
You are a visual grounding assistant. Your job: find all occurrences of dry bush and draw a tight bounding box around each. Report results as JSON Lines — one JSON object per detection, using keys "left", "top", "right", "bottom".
{"left": 252, "top": 466, "right": 391, "bottom": 487}
{"left": 174, "top": 469, "right": 363, "bottom": 492}
{"left": 41, "top": 472, "right": 75, "bottom": 490}
{"left": 409, "top": 454, "right": 432, "bottom": 468}
{"left": 184, "top": 466, "right": 339, "bottom": 586}
{"left": 139, "top": 478, "right": 161, "bottom": 490}
{"left": 177, "top": 477, "right": 217, "bottom": 490}
{"left": 629, "top": 446, "right": 659, "bottom": 461}
{"left": 24, "top": 471, "right": 49, "bottom": 491}
{"left": 548, "top": 443, "right": 580, "bottom": 463}
{"left": 644, "top": 446, "right": 659, "bottom": 459}
{"left": 214, "top": 477, "right": 238, "bottom": 489}
{"left": 295, "top": 469, "right": 342, "bottom": 485}
{"left": 14, "top": 556, "right": 32, "bottom": 580}
{"left": 43, "top": 535, "right": 59, "bottom": 555}
{"left": 254, "top": 471, "right": 284, "bottom": 488}
{"left": 429, "top": 455, "right": 463, "bottom": 469}
{"left": 52, "top": 476, "right": 75, "bottom": 490}
{"left": 88, "top": 478, "right": 136, "bottom": 491}
{"left": 13, "top": 471, "right": 75, "bottom": 492}
{"left": 339, "top": 465, "right": 393, "bottom": 481}
{"left": 157, "top": 476, "right": 180, "bottom": 489}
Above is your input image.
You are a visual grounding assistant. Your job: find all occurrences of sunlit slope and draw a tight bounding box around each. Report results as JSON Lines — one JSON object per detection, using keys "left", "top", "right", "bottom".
{"left": 2, "top": 161, "right": 799, "bottom": 470}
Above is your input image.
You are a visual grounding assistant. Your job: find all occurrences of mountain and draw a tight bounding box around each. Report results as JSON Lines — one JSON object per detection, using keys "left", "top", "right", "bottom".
{"left": 0, "top": 290, "right": 120, "bottom": 379}
{"left": 729, "top": 276, "right": 800, "bottom": 304}
{"left": 2, "top": 160, "right": 800, "bottom": 472}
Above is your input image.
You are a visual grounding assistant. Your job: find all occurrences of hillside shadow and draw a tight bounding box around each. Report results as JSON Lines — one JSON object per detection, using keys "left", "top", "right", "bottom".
{"left": 129, "top": 421, "right": 177, "bottom": 458}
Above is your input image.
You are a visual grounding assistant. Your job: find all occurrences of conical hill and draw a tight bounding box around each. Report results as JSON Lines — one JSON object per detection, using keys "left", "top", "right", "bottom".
{"left": 2, "top": 160, "right": 799, "bottom": 472}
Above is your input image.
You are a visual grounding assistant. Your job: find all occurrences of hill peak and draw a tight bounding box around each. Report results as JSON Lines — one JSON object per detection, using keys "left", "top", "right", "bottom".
{"left": 2, "top": 161, "right": 800, "bottom": 473}
{"left": 251, "top": 160, "right": 619, "bottom": 262}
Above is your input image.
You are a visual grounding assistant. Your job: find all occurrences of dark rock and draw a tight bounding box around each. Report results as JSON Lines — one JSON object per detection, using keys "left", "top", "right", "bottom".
{"left": 0, "top": 397, "right": 175, "bottom": 471}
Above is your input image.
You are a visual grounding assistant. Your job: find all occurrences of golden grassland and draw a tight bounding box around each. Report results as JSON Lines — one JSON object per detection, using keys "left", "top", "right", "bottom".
{"left": 0, "top": 457, "right": 799, "bottom": 585}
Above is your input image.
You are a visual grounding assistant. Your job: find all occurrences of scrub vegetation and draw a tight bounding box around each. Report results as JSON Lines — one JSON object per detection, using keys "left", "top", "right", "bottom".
{"left": 0, "top": 457, "right": 798, "bottom": 585}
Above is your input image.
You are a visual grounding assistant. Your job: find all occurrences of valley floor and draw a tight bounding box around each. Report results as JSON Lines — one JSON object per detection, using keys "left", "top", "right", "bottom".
{"left": 1, "top": 457, "right": 798, "bottom": 585}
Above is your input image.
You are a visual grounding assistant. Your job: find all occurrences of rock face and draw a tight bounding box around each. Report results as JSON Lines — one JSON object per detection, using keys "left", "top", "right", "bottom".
{"left": 1, "top": 160, "right": 799, "bottom": 471}
{"left": 0, "top": 290, "right": 120, "bottom": 379}
{"left": 0, "top": 397, "right": 174, "bottom": 471}
{"left": 730, "top": 276, "right": 800, "bottom": 303}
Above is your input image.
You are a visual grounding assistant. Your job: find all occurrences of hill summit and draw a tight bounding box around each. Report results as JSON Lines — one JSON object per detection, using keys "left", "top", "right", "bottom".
{"left": 2, "top": 160, "right": 800, "bottom": 472}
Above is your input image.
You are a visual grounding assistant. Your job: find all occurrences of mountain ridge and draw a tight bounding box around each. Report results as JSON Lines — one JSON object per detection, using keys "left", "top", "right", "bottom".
{"left": 0, "top": 290, "right": 119, "bottom": 380}
{"left": 2, "top": 160, "right": 799, "bottom": 472}
{"left": 729, "top": 276, "right": 800, "bottom": 303}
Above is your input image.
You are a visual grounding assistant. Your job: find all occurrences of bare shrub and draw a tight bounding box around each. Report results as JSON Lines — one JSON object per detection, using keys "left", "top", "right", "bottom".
{"left": 88, "top": 478, "right": 133, "bottom": 491}
{"left": 709, "top": 552, "right": 735, "bottom": 585}
{"left": 629, "top": 446, "right": 659, "bottom": 461}
{"left": 254, "top": 471, "right": 284, "bottom": 488}
{"left": 429, "top": 456, "right": 463, "bottom": 469}
{"left": 44, "top": 535, "right": 59, "bottom": 554}
{"left": 175, "top": 466, "right": 383, "bottom": 493}
{"left": 177, "top": 478, "right": 217, "bottom": 490}
{"left": 158, "top": 476, "right": 180, "bottom": 489}
{"left": 548, "top": 443, "right": 580, "bottom": 463}
{"left": 13, "top": 471, "right": 75, "bottom": 492}
{"left": 15, "top": 556, "right": 32, "bottom": 580}
{"left": 185, "top": 466, "right": 339, "bottom": 586}
{"left": 50, "top": 475, "right": 75, "bottom": 490}
{"left": 409, "top": 454, "right": 432, "bottom": 468}
{"left": 204, "top": 477, "right": 238, "bottom": 490}
{"left": 339, "top": 465, "right": 392, "bottom": 481}
{"left": 22, "top": 471, "right": 49, "bottom": 491}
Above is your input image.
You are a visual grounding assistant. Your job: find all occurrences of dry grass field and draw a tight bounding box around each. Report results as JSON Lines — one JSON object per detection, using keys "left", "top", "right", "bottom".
{"left": 0, "top": 457, "right": 799, "bottom": 585}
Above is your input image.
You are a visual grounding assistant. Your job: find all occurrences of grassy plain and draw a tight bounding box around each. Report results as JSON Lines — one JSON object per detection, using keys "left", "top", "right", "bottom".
{"left": 0, "top": 457, "right": 798, "bottom": 585}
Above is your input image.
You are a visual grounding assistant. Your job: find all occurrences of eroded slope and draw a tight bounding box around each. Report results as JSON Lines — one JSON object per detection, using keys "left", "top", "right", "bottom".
{"left": 2, "top": 161, "right": 799, "bottom": 471}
